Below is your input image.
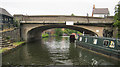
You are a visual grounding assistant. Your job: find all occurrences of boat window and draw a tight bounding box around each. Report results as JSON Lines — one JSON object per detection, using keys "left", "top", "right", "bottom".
{"left": 85, "top": 38, "right": 87, "bottom": 42}
{"left": 118, "top": 40, "right": 120, "bottom": 45}
{"left": 109, "top": 41, "right": 115, "bottom": 48}
{"left": 93, "top": 39, "right": 97, "bottom": 44}
{"left": 79, "top": 37, "right": 82, "bottom": 41}
{"left": 103, "top": 40, "right": 109, "bottom": 47}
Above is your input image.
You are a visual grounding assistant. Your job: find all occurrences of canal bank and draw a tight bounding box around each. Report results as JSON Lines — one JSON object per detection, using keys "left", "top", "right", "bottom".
{"left": 0, "top": 27, "right": 25, "bottom": 55}
{"left": 0, "top": 41, "right": 25, "bottom": 56}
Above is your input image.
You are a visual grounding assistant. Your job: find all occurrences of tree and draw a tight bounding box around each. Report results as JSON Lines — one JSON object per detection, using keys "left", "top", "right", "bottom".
{"left": 113, "top": 1, "right": 120, "bottom": 38}
{"left": 71, "top": 13, "right": 75, "bottom": 16}
{"left": 55, "top": 28, "right": 63, "bottom": 36}
{"left": 63, "top": 29, "right": 82, "bottom": 35}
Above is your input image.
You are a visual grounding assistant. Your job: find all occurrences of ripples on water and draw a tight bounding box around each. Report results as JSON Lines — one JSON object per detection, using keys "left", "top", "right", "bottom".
{"left": 2, "top": 36, "right": 120, "bottom": 65}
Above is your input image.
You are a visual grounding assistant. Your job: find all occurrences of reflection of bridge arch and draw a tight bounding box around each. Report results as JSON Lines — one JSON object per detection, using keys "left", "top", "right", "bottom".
{"left": 26, "top": 24, "right": 98, "bottom": 42}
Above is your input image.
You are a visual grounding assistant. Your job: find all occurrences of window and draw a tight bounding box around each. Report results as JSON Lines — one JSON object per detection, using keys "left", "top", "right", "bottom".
{"left": 9, "top": 19, "right": 11, "bottom": 21}
{"left": 93, "top": 39, "right": 97, "bottom": 44}
{"left": 5, "top": 18, "right": 7, "bottom": 21}
{"left": 79, "top": 37, "right": 82, "bottom": 41}
{"left": 109, "top": 41, "right": 115, "bottom": 48}
{"left": 118, "top": 40, "right": 120, "bottom": 45}
{"left": 85, "top": 38, "right": 87, "bottom": 42}
{"left": 103, "top": 40, "right": 109, "bottom": 47}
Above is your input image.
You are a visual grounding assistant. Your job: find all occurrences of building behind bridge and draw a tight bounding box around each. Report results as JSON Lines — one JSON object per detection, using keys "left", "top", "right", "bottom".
{"left": 92, "top": 5, "right": 110, "bottom": 18}
{"left": 0, "top": 8, "right": 14, "bottom": 31}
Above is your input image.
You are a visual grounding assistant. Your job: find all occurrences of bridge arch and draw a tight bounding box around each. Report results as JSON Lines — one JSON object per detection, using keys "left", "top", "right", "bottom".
{"left": 27, "top": 24, "right": 98, "bottom": 42}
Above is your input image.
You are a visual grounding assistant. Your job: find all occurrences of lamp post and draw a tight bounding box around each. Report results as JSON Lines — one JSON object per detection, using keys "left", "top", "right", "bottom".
{"left": 87, "top": 13, "right": 89, "bottom": 23}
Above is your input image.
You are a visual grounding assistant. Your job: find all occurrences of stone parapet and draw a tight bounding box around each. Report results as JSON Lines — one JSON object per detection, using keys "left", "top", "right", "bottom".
{"left": 14, "top": 15, "right": 113, "bottom": 24}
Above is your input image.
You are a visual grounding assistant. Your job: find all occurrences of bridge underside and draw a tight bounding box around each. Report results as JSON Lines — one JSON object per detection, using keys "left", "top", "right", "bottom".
{"left": 27, "top": 24, "right": 98, "bottom": 42}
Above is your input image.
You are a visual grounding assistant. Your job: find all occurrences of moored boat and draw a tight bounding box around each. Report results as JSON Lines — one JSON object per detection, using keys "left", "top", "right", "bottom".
{"left": 69, "top": 34, "right": 76, "bottom": 42}
{"left": 76, "top": 35, "right": 120, "bottom": 59}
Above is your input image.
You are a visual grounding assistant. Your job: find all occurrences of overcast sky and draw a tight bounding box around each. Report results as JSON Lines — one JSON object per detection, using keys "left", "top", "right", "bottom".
{"left": 0, "top": 0, "right": 120, "bottom": 16}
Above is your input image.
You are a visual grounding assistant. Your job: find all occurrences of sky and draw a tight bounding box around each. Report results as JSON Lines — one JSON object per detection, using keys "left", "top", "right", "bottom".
{"left": 0, "top": 0, "right": 120, "bottom": 16}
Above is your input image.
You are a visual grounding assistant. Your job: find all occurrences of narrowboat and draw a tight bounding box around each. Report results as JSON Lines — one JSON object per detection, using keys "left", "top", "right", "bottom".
{"left": 76, "top": 35, "right": 120, "bottom": 59}
{"left": 69, "top": 34, "right": 76, "bottom": 42}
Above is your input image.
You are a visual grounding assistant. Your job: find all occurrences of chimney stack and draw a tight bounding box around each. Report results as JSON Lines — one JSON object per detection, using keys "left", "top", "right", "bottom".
{"left": 92, "top": 4, "right": 95, "bottom": 17}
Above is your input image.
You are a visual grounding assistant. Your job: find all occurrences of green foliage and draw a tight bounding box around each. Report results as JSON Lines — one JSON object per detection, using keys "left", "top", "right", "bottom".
{"left": 114, "top": 13, "right": 118, "bottom": 22}
{"left": 55, "top": 28, "right": 63, "bottom": 36}
{"left": 114, "top": 2, "right": 120, "bottom": 27}
{"left": 63, "top": 29, "right": 82, "bottom": 35}
{"left": 42, "top": 33, "right": 49, "bottom": 38}
{"left": 6, "top": 36, "right": 10, "bottom": 40}
{"left": 0, "top": 41, "right": 25, "bottom": 53}
{"left": 42, "top": 28, "right": 82, "bottom": 37}
{"left": 51, "top": 34, "right": 56, "bottom": 36}
{"left": 114, "top": 1, "right": 120, "bottom": 38}
{"left": 113, "top": 20, "right": 120, "bottom": 27}
{"left": 76, "top": 31, "right": 83, "bottom": 35}
{"left": 13, "top": 41, "right": 25, "bottom": 46}
{"left": 63, "top": 29, "right": 75, "bottom": 35}
{"left": 0, "top": 48, "right": 8, "bottom": 53}
{"left": 71, "top": 13, "right": 75, "bottom": 16}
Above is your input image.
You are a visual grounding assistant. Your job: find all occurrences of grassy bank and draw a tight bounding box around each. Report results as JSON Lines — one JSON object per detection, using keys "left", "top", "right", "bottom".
{"left": 42, "top": 33, "right": 57, "bottom": 38}
{"left": 0, "top": 41, "right": 25, "bottom": 53}
{"left": 12, "top": 42, "right": 25, "bottom": 46}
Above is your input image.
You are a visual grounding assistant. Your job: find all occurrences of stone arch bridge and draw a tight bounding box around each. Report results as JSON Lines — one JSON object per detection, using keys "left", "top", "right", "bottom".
{"left": 14, "top": 15, "right": 114, "bottom": 41}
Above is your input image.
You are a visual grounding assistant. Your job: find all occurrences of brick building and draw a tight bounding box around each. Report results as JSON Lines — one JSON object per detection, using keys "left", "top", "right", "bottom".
{"left": 92, "top": 5, "right": 109, "bottom": 18}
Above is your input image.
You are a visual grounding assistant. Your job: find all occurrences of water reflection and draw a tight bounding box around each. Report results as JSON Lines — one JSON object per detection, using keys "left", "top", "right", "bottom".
{"left": 2, "top": 36, "right": 120, "bottom": 65}
{"left": 43, "top": 37, "right": 72, "bottom": 65}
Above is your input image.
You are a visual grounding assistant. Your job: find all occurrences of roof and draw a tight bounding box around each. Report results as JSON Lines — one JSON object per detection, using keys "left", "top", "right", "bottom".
{"left": 0, "top": 8, "right": 13, "bottom": 17}
{"left": 93, "top": 8, "right": 109, "bottom": 14}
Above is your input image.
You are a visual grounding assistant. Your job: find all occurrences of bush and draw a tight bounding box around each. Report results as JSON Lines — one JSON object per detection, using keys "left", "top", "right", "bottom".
{"left": 42, "top": 33, "right": 49, "bottom": 38}
{"left": 6, "top": 36, "right": 10, "bottom": 40}
{"left": 55, "top": 28, "right": 63, "bottom": 36}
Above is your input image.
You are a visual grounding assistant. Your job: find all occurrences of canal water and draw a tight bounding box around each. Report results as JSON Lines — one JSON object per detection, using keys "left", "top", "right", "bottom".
{"left": 2, "top": 36, "right": 120, "bottom": 65}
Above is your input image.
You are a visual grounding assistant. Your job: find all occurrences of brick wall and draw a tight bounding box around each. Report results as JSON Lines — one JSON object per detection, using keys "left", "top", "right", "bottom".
{"left": 2, "top": 28, "right": 20, "bottom": 42}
